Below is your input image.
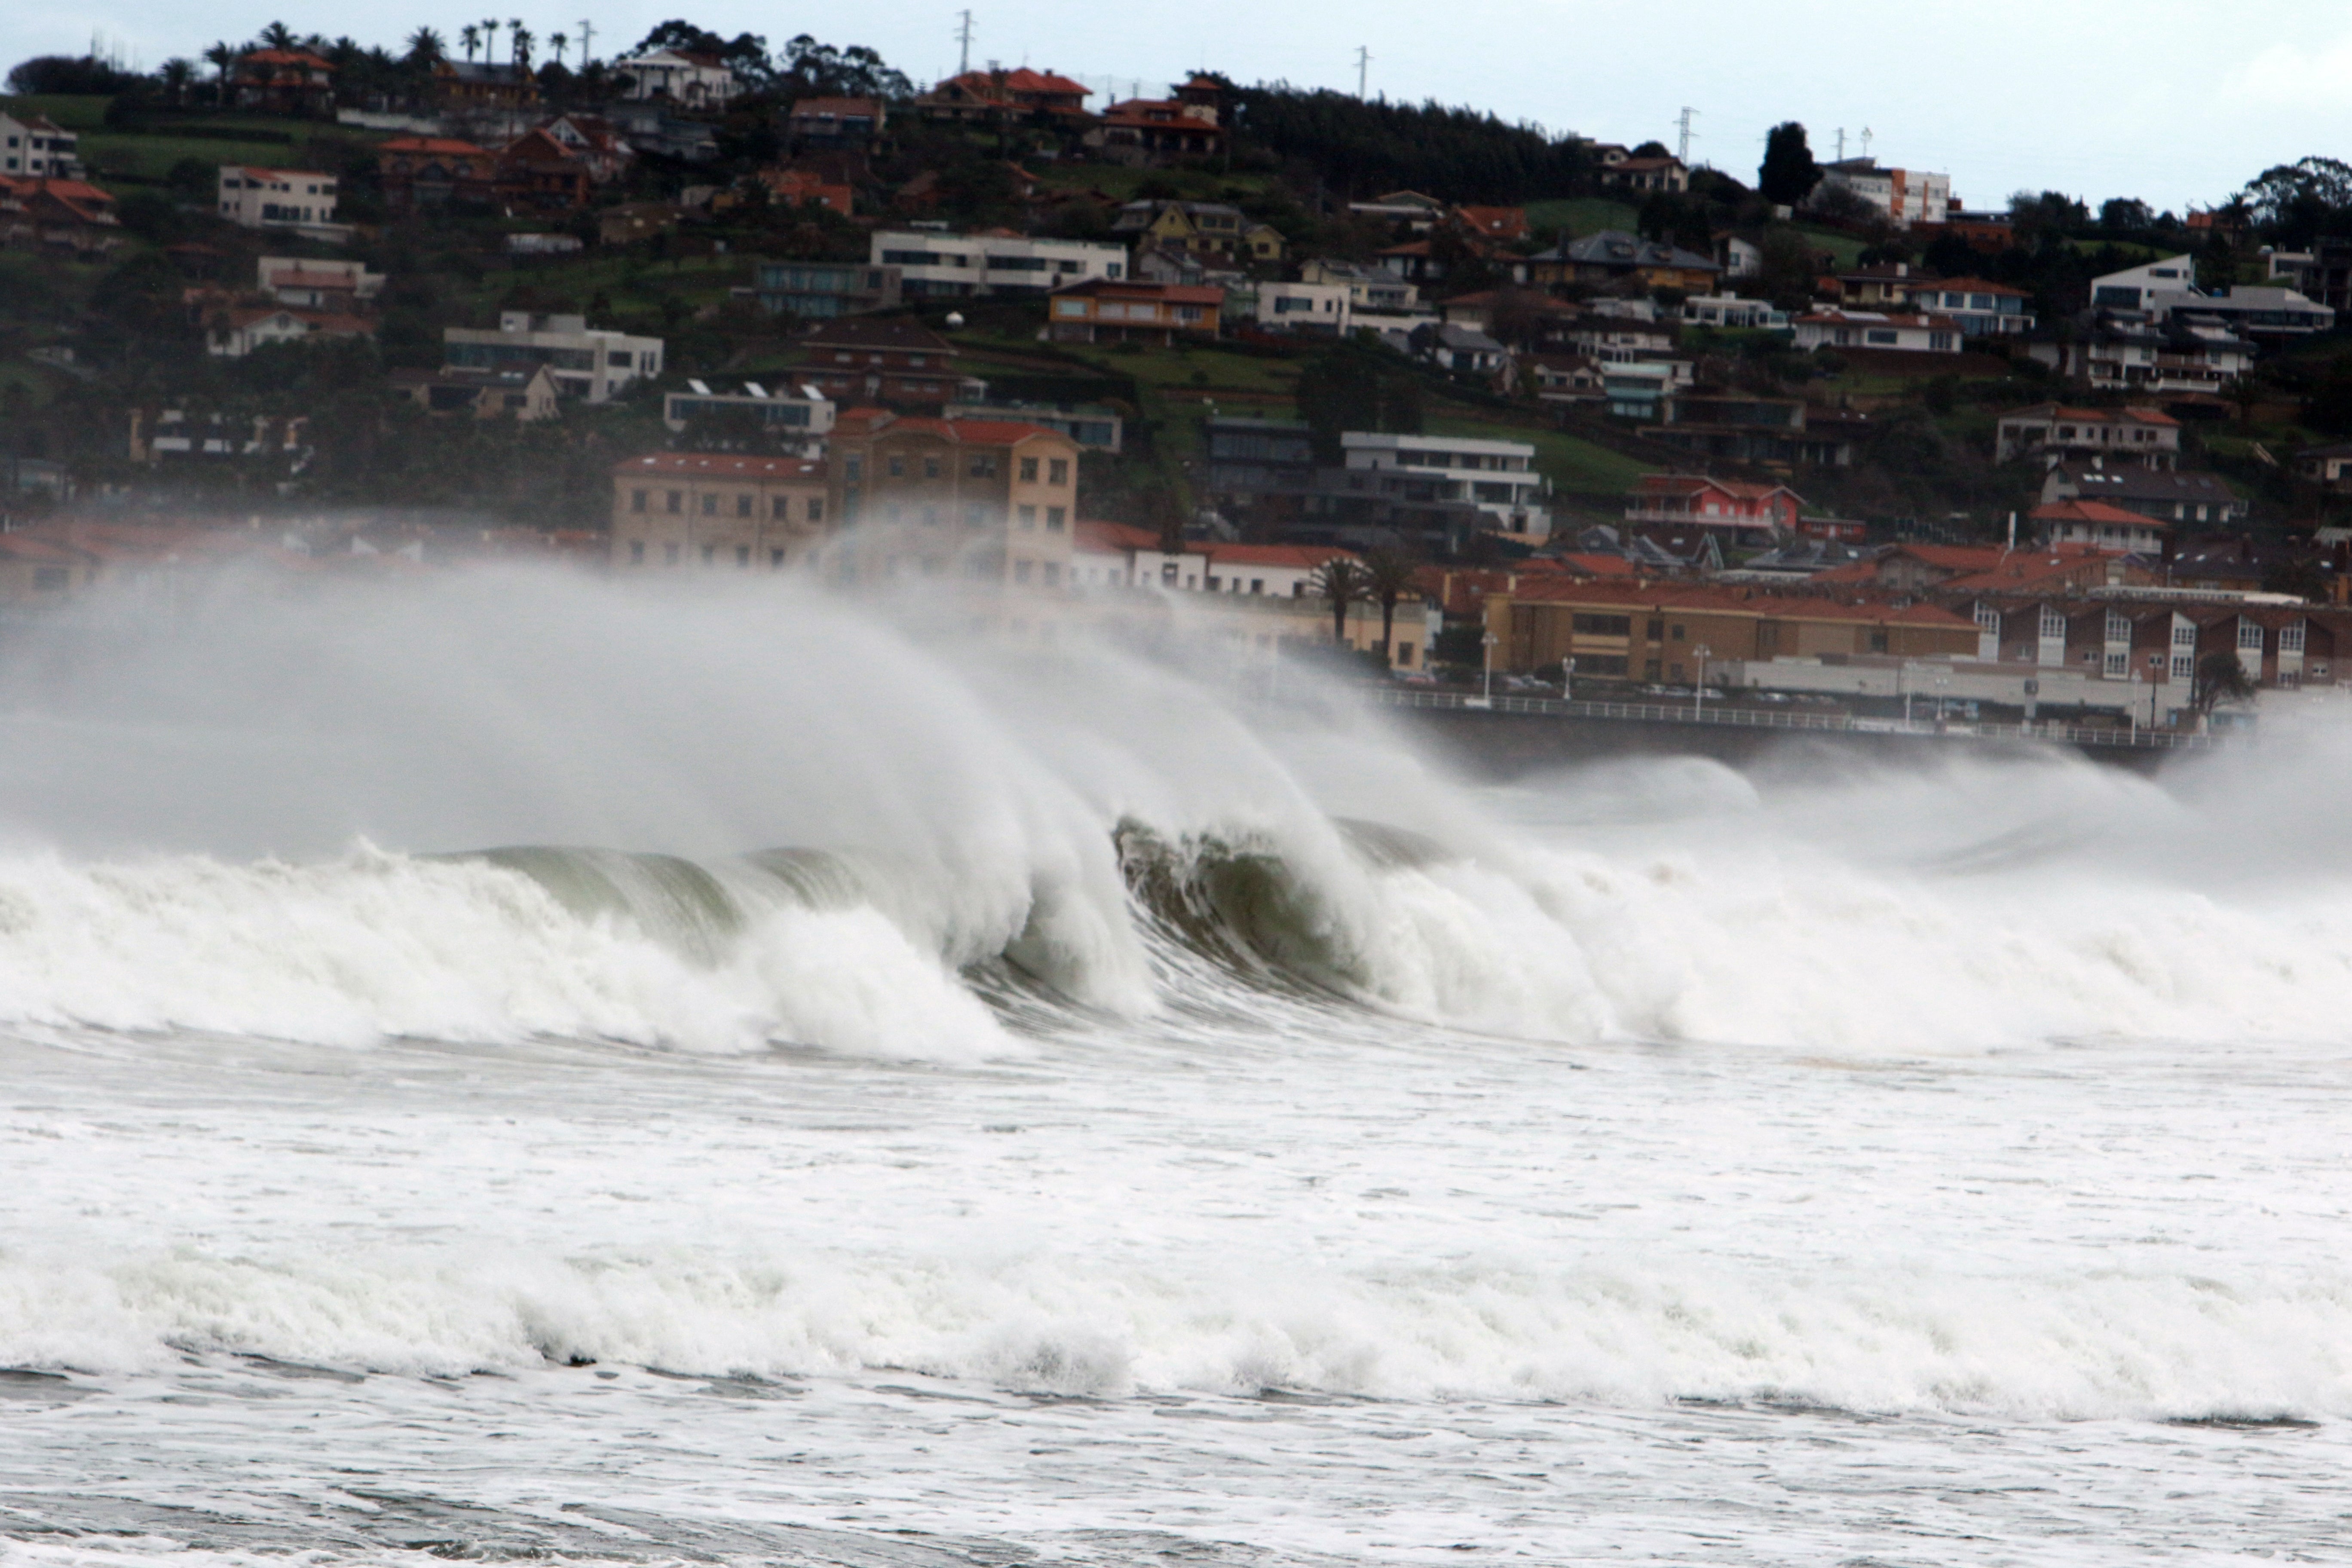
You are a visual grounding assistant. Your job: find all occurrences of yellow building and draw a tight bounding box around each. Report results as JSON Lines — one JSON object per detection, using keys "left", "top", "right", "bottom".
{"left": 609, "top": 452, "right": 832, "bottom": 570}
{"left": 827, "top": 410, "right": 1081, "bottom": 589}
{"left": 1485, "top": 581, "right": 1980, "bottom": 682}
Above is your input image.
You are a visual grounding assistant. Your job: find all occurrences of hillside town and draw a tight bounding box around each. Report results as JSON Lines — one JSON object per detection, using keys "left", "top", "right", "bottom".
{"left": 12, "top": 25, "right": 2352, "bottom": 732}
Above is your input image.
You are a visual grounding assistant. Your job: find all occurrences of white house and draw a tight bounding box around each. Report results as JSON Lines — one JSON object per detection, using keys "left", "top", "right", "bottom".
{"left": 1810, "top": 157, "right": 1951, "bottom": 225}
{"left": 662, "top": 380, "right": 836, "bottom": 450}
{"left": 1297, "top": 258, "right": 1421, "bottom": 312}
{"left": 256, "top": 256, "right": 384, "bottom": 310}
{"left": 1681, "top": 294, "right": 1788, "bottom": 329}
{"left": 1792, "top": 309, "right": 1960, "bottom": 353}
{"left": 1244, "top": 280, "right": 1352, "bottom": 334}
{"left": 871, "top": 229, "right": 1127, "bottom": 298}
{"left": 206, "top": 305, "right": 374, "bottom": 358}
{"left": 1342, "top": 432, "right": 1552, "bottom": 538}
{"left": 0, "top": 111, "right": 80, "bottom": 178}
{"left": 442, "top": 311, "right": 664, "bottom": 403}
{"left": 2089, "top": 255, "right": 2199, "bottom": 312}
{"left": 612, "top": 49, "right": 735, "bottom": 107}
{"left": 2089, "top": 256, "right": 2337, "bottom": 338}
{"left": 217, "top": 165, "right": 348, "bottom": 240}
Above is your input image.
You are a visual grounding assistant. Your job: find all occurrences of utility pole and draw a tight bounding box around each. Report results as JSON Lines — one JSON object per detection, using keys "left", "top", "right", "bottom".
{"left": 575, "top": 19, "right": 592, "bottom": 65}
{"left": 956, "top": 10, "right": 974, "bottom": 75}
{"left": 1675, "top": 106, "right": 1698, "bottom": 164}
{"left": 1861, "top": 126, "right": 1874, "bottom": 159}
{"left": 1354, "top": 45, "right": 1370, "bottom": 99}
{"left": 1834, "top": 127, "right": 1845, "bottom": 161}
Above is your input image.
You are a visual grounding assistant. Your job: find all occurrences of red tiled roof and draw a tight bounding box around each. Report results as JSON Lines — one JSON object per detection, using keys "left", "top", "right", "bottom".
{"left": 240, "top": 48, "right": 334, "bottom": 67}
{"left": 789, "top": 96, "right": 882, "bottom": 118}
{"left": 614, "top": 453, "right": 825, "bottom": 478}
{"left": 1501, "top": 578, "right": 1976, "bottom": 626}
{"left": 1075, "top": 520, "right": 1167, "bottom": 554}
{"left": 382, "top": 136, "right": 492, "bottom": 156}
{"left": 2031, "top": 500, "right": 2162, "bottom": 526}
{"left": 832, "top": 409, "right": 1068, "bottom": 446}
{"left": 2000, "top": 403, "right": 2180, "bottom": 428}
{"left": 1203, "top": 544, "right": 1352, "bottom": 570}
{"left": 1054, "top": 279, "right": 1225, "bottom": 304}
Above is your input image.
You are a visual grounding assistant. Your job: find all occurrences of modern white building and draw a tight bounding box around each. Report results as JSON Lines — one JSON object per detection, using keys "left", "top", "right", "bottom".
{"left": 443, "top": 312, "right": 664, "bottom": 403}
{"left": 871, "top": 229, "right": 1127, "bottom": 298}
{"left": 0, "top": 111, "right": 80, "bottom": 177}
{"left": 2089, "top": 254, "right": 2334, "bottom": 337}
{"left": 216, "top": 165, "right": 348, "bottom": 240}
{"left": 1811, "top": 157, "right": 1951, "bottom": 226}
{"left": 1681, "top": 294, "right": 1789, "bottom": 330}
{"left": 2089, "top": 254, "right": 2200, "bottom": 312}
{"left": 1792, "top": 309, "right": 1960, "bottom": 353}
{"left": 661, "top": 380, "right": 835, "bottom": 450}
{"left": 1341, "top": 431, "right": 1553, "bottom": 538}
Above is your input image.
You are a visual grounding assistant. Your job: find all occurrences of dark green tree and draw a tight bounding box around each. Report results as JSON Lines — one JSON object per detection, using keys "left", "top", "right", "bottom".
{"left": 1757, "top": 122, "right": 1822, "bottom": 208}
{"left": 1293, "top": 340, "right": 1421, "bottom": 462}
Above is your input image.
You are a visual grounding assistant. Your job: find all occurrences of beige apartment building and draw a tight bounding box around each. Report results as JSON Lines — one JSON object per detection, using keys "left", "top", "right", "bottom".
{"left": 609, "top": 452, "right": 831, "bottom": 570}
{"left": 825, "top": 410, "right": 1082, "bottom": 589}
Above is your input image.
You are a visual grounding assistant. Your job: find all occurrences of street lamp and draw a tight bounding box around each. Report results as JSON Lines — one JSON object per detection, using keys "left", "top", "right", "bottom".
{"left": 1899, "top": 661, "right": 1912, "bottom": 726}
{"left": 1562, "top": 656, "right": 1575, "bottom": 703}
{"left": 1482, "top": 632, "right": 1501, "bottom": 704}
{"left": 2129, "top": 667, "right": 2141, "bottom": 742}
{"left": 1693, "top": 644, "right": 1710, "bottom": 720}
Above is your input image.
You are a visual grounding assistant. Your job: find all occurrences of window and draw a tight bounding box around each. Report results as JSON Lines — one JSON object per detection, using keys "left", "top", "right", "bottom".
{"left": 1017, "top": 505, "right": 1037, "bottom": 530}
{"left": 2238, "top": 620, "right": 2263, "bottom": 651}
{"left": 736, "top": 494, "right": 753, "bottom": 518}
{"left": 1671, "top": 624, "right": 1686, "bottom": 641}
{"left": 629, "top": 540, "right": 645, "bottom": 565}
{"left": 665, "top": 490, "right": 683, "bottom": 514}
{"left": 845, "top": 456, "right": 863, "bottom": 482}
{"left": 1646, "top": 619, "right": 1664, "bottom": 640}
{"left": 2039, "top": 607, "right": 2065, "bottom": 640}
{"left": 2171, "top": 653, "right": 2193, "bottom": 680}
{"left": 1570, "top": 613, "right": 1632, "bottom": 636}
{"left": 1048, "top": 458, "right": 1069, "bottom": 486}
{"left": 924, "top": 456, "right": 941, "bottom": 479}
{"left": 771, "top": 549, "right": 786, "bottom": 567}
{"left": 1868, "top": 631, "right": 1889, "bottom": 653}
{"left": 808, "top": 498, "right": 824, "bottom": 522}
{"left": 1019, "top": 456, "right": 1040, "bottom": 482}
{"left": 1046, "top": 506, "right": 1066, "bottom": 531}
{"left": 1054, "top": 299, "right": 1087, "bottom": 317}
{"left": 1866, "top": 329, "right": 1899, "bottom": 345}
{"left": 2104, "top": 651, "right": 2128, "bottom": 676}
{"left": 2171, "top": 622, "right": 2195, "bottom": 647}
{"left": 2105, "top": 612, "right": 2130, "bottom": 643}
{"left": 887, "top": 456, "right": 904, "bottom": 478}
{"left": 772, "top": 497, "right": 790, "bottom": 521}
{"left": 701, "top": 493, "right": 718, "bottom": 516}
{"left": 970, "top": 455, "right": 998, "bottom": 478}
{"left": 1644, "top": 660, "right": 1662, "bottom": 680}
{"left": 630, "top": 488, "right": 648, "bottom": 513}
{"left": 608, "top": 352, "right": 633, "bottom": 368}
{"left": 735, "top": 545, "right": 750, "bottom": 567}
{"left": 2282, "top": 622, "right": 2306, "bottom": 653}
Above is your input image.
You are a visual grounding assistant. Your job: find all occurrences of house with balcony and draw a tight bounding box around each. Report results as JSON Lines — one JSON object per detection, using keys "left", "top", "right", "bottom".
{"left": 257, "top": 257, "right": 383, "bottom": 313}
{"left": 1597, "top": 154, "right": 1688, "bottom": 194}
{"left": 231, "top": 49, "right": 335, "bottom": 116}
{"left": 1910, "top": 278, "right": 2034, "bottom": 336}
{"left": 1240, "top": 280, "right": 1352, "bottom": 335}
{"left": 662, "top": 380, "right": 836, "bottom": 447}
{"left": 1624, "top": 474, "right": 1804, "bottom": 539}
{"left": 1995, "top": 404, "right": 2181, "bottom": 468}
{"left": 786, "top": 97, "right": 885, "bottom": 147}
{"left": 916, "top": 68, "right": 1090, "bottom": 122}
{"left": 612, "top": 49, "right": 736, "bottom": 107}
{"left": 1521, "top": 231, "right": 1720, "bottom": 292}
{"left": 1297, "top": 258, "right": 1422, "bottom": 314}
{"left": 753, "top": 259, "right": 903, "bottom": 319}
{"left": 1046, "top": 279, "right": 1222, "bottom": 345}
{"left": 216, "top": 165, "right": 347, "bottom": 241}
{"left": 377, "top": 136, "right": 496, "bottom": 210}
{"left": 2026, "top": 317, "right": 2254, "bottom": 395}
{"left": 1088, "top": 98, "right": 1225, "bottom": 163}
{"left": 0, "top": 112, "right": 80, "bottom": 178}
{"left": 1792, "top": 309, "right": 1961, "bottom": 354}
{"left": 2030, "top": 499, "right": 2171, "bottom": 555}
{"left": 1808, "top": 157, "right": 1951, "bottom": 225}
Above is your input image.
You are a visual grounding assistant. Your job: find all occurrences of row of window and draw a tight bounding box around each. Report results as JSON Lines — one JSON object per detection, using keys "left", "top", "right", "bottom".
{"left": 880, "top": 503, "right": 1067, "bottom": 531}
{"left": 628, "top": 488, "right": 826, "bottom": 523}
{"left": 840, "top": 453, "right": 1068, "bottom": 485}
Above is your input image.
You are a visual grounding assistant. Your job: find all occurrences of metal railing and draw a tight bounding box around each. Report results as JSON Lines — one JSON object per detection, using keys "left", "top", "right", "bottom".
{"left": 1366, "top": 687, "right": 2216, "bottom": 752}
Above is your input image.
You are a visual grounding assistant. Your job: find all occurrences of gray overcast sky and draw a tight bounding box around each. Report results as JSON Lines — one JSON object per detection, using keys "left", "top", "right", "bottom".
{"left": 11, "top": 0, "right": 2342, "bottom": 211}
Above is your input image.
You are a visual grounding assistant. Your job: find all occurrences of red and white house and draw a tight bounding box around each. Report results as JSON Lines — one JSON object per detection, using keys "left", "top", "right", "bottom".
{"left": 1791, "top": 309, "right": 1961, "bottom": 354}
{"left": 2030, "top": 499, "right": 2169, "bottom": 555}
{"left": 1625, "top": 475, "right": 1804, "bottom": 536}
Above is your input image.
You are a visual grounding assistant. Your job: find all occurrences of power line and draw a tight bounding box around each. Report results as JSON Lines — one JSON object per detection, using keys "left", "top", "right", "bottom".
{"left": 1675, "top": 106, "right": 1699, "bottom": 163}
{"left": 956, "top": 10, "right": 974, "bottom": 76}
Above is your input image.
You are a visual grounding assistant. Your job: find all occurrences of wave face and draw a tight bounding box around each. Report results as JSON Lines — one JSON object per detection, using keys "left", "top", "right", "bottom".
{"left": 3, "top": 567, "right": 2352, "bottom": 1057}
{"left": 6, "top": 566, "right": 2352, "bottom": 1441}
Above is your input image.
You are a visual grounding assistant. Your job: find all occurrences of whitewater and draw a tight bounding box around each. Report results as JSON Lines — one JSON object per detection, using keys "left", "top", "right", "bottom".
{"left": 3, "top": 566, "right": 2351, "bottom": 1566}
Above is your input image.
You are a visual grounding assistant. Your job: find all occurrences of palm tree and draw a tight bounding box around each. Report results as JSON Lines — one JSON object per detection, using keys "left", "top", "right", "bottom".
{"left": 258, "top": 19, "right": 296, "bottom": 49}
{"left": 509, "top": 23, "right": 533, "bottom": 70}
{"left": 1360, "top": 545, "right": 1420, "bottom": 664}
{"left": 481, "top": 19, "right": 501, "bottom": 64}
{"left": 405, "top": 26, "right": 446, "bottom": 64}
{"left": 459, "top": 24, "right": 479, "bottom": 61}
{"left": 204, "top": 41, "right": 236, "bottom": 102}
{"left": 548, "top": 32, "right": 567, "bottom": 67}
{"left": 1310, "top": 556, "right": 1372, "bottom": 649}
{"left": 158, "top": 58, "right": 196, "bottom": 105}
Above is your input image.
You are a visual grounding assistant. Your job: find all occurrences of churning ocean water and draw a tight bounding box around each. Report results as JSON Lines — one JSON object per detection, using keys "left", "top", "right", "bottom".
{"left": 2, "top": 567, "right": 2350, "bottom": 1567}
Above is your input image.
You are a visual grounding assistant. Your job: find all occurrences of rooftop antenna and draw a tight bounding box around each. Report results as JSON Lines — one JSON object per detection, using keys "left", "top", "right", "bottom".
{"left": 1354, "top": 44, "right": 1370, "bottom": 99}
{"left": 956, "top": 10, "right": 974, "bottom": 75}
{"left": 1675, "top": 106, "right": 1699, "bottom": 163}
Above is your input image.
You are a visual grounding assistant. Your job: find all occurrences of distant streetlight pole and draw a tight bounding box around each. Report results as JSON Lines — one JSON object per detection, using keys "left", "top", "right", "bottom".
{"left": 1901, "top": 662, "right": 1913, "bottom": 725}
{"left": 1562, "top": 656, "right": 1575, "bottom": 703}
{"left": 1482, "top": 631, "right": 1500, "bottom": 704}
{"left": 2129, "top": 667, "right": 2141, "bottom": 741}
{"left": 1693, "top": 644, "right": 1710, "bottom": 720}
